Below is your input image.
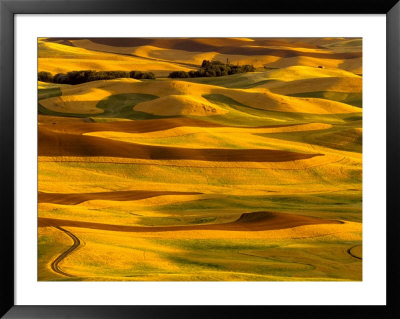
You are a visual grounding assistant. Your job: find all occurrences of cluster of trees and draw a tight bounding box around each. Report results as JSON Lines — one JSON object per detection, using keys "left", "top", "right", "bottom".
{"left": 38, "top": 70, "right": 155, "bottom": 85}
{"left": 128, "top": 71, "right": 156, "bottom": 80}
{"left": 168, "top": 60, "right": 256, "bottom": 78}
{"left": 37, "top": 60, "right": 256, "bottom": 84}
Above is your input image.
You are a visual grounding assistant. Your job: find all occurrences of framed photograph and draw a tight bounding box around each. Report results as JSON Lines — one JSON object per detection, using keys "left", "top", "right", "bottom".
{"left": 1, "top": 0, "right": 398, "bottom": 317}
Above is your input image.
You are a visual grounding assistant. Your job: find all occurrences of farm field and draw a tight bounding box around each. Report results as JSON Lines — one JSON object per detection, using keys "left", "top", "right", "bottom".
{"left": 38, "top": 37, "right": 362, "bottom": 281}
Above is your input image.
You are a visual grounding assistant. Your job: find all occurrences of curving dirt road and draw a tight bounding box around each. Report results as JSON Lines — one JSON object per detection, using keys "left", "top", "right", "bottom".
{"left": 347, "top": 244, "right": 362, "bottom": 260}
{"left": 50, "top": 226, "right": 81, "bottom": 277}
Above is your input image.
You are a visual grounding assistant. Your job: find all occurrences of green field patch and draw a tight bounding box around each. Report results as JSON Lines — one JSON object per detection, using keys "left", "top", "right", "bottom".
{"left": 200, "top": 94, "right": 360, "bottom": 127}
{"left": 42, "top": 161, "right": 362, "bottom": 202}
{"left": 137, "top": 216, "right": 183, "bottom": 226}
{"left": 154, "top": 238, "right": 280, "bottom": 252}
{"left": 39, "top": 92, "right": 170, "bottom": 120}
{"left": 154, "top": 193, "right": 361, "bottom": 222}
{"left": 95, "top": 93, "right": 165, "bottom": 120}
{"left": 189, "top": 216, "right": 217, "bottom": 224}
{"left": 287, "top": 91, "right": 362, "bottom": 107}
{"left": 38, "top": 102, "right": 89, "bottom": 118}
{"left": 177, "top": 72, "right": 280, "bottom": 89}
{"left": 148, "top": 238, "right": 362, "bottom": 280}
{"left": 167, "top": 255, "right": 224, "bottom": 270}
{"left": 344, "top": 116, "right": 362, "bottom": 122}
{"left": 38, "top": 87, "right": 62, "bottom": 100}
{"left": 138, "top": 215, "right": 221, "bottom": 227}
{"left": 259, "top": 122, "right": 362, "bottom": 153}
{"left": 204, "top": 93, "right": 278, "bottom": 117}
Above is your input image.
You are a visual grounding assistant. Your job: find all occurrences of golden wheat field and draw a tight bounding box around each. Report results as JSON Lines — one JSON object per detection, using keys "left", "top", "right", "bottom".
{"left": 38, "top": 37, "right": 362, "bottom": 281}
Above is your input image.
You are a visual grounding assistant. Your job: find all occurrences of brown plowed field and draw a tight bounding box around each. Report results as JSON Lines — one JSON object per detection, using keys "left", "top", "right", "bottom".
{"left": 39, "top": 211, "right": 342, "bottom": 233}
{"left": 38, "top": 127, "right": 323, "bottom": 162}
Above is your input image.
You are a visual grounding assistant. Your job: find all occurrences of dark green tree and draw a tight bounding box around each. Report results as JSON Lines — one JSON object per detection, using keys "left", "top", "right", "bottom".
{"left": 38, "top": 71, "right": 53, "bottom": 83}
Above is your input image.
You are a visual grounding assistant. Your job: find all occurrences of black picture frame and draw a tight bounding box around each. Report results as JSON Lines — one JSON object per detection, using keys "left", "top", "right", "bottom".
{"left": 1, "top": 0, "right": 399, "bottom": 318}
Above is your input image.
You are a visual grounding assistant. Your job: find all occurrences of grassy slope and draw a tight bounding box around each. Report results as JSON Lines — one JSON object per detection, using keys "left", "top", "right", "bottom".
{"left": 66, "top": 38, "right": 362, "bottom": 73}
{"left": 38, "top": 40, "right": 195, "bottom": 76}
{"left": 53, "top": 229, "right": 361, "bottom": 281}
{"left": 38, "top": 87, "right": 62, "bottom": 100}
{"left": 288, "top": 92, "right": 362, "bottom": 107}
{"left": 180, "top": 67, "right": 361, "bottom": 89}
{"left": 201, "top": 94, "right": 361, "bottom": 127}
{"left": 96, "top": 93, "right": 163, "bottom": 120}
{"left": 39, "top": 75, "right": 361, "bottom": 116}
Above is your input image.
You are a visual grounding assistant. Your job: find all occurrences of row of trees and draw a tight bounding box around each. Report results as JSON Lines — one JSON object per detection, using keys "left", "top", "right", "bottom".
{"left": 38, "top": 70, "right": 155, "bottom": 85}
{"left": 38, "top": 60, "right": 256, "bottom": 84}
{"left": 168, "top": 60, "right": 256, "bottom": 78}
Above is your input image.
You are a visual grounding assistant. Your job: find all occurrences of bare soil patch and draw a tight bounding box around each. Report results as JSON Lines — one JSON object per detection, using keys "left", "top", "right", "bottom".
{"left": 39, "top": 211, "right": 342, "bottom": 232}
